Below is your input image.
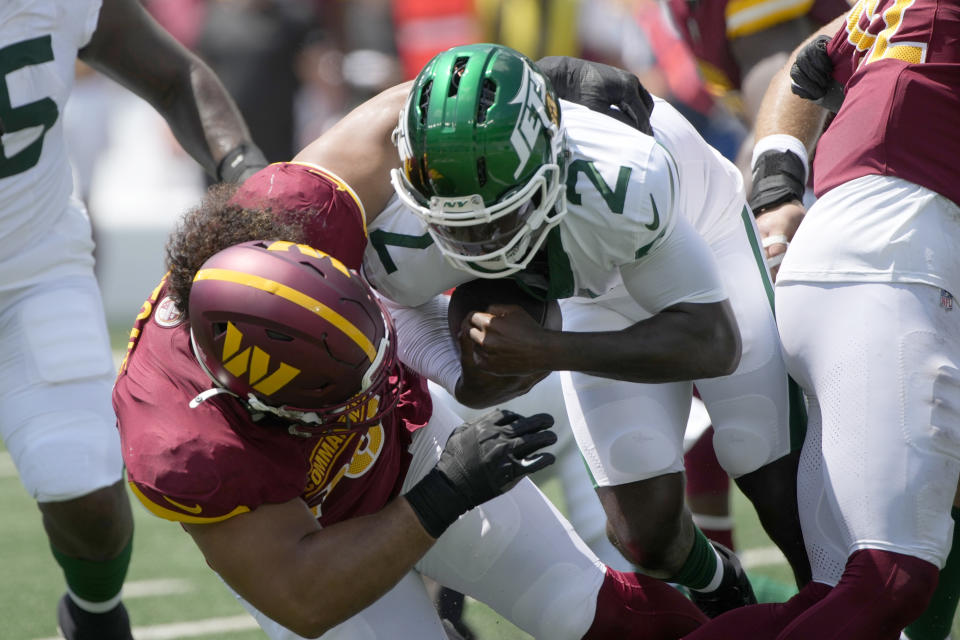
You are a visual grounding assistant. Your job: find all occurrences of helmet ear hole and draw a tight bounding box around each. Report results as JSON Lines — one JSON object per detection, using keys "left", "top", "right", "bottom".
{"left": 418, "top": 81, "right": 432, "bottom": 125}
{"left": 476, "top": 79, "right": 496, "bottom": 123}
{"left": 213, "top": 322, "right": 229, "bottom": 338}
{"left": 450, "top": 57, "right": 468, "bottom": 95}
{"left": 476, "top": 157, "right": 487, "bottom": 187}
{"left": 301, "top": 261, "right": 327, "bottom": 278}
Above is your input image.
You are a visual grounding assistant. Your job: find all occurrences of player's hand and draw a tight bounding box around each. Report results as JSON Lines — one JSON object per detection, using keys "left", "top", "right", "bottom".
{"left": 404, "top": 410, "right": 557, "bottom": 538}
{"left": 439, "top": 409, "right": 556, "bottom": 502}
{"left": 468, "top": 304, "right": 552, "bottom": 376}
{"left": 756, "top": 201, "right": 805, "bottom": 282}
{"left": 536, "top": 56, "right": 654, "bottom": 134}
{"left": 216, "top": 142, "right": 269, "bottom": 183}
{"left": 790, "top": 35, "right": 845, "bottom": 113}
{"left": 453, "top": 313, "right": 551, "bottom": 409}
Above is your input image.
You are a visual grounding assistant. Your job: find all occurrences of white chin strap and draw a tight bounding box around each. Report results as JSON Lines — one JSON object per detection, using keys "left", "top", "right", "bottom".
{"left": 245, "top": 394, "right": 325, "bottom": 426}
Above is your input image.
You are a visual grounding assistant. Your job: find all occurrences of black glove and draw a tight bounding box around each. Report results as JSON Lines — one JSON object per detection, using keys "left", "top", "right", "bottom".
{"left": 216, "top": 142, "right": 269, "bottom": 183}
{"left": 790, "top": 35, "right": 845, "bottom": 113}
{"left": 404, "top": 409, "right": 557, "bottom": 538}
{"left": 537, "top": 56, "right": 654, "bottom": 135}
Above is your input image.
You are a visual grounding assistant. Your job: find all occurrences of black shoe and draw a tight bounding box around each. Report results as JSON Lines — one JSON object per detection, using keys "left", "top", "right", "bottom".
{"left": 436, "top": 587, "right": 475, "bottom": 640}
{"left": 689, "top": 542, "right": 758, "bottom": 618}
{"left": 57, "top": 594, "right": 133, "bottom": 640}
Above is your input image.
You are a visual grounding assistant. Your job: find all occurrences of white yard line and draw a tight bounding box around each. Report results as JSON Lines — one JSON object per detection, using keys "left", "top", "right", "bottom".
{"left": 124, "top": 578, "right": 195, "bottom": 599}
{"left": 0, "top": 450, "right": 16, "bottom": 478}
{"left": 740, "top": 545, "right": 789, "bottom": 569}
{"left": 34, "top": 614, "right": 259, "bottom": 640}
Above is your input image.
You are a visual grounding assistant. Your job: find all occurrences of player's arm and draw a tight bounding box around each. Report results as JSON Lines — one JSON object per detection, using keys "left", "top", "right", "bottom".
{"left": 183, "top": 409, "right": 556, "bottom": 638}
{"left": 78, "top": 0, "right": 265, "bottom": 182}
{"left": 293, "top": 82, "right": 413, "bottom": 221}
{"left": 748, "top": 14, "right": 846, "bottom": 274}
{"left": 184, "top": 497, "right": 433, "bottom": 637}
{"left": 468, "top": 218, "right": 741, "bottom": 382}
{"left": 535, "top": 56, "right": 655, "bottom": 134}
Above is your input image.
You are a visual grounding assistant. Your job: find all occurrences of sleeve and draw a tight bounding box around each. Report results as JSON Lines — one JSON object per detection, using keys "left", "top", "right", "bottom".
{"left": 78, "top": 0, "right": 104, "bottom": 49}
{"left": 617, "top": 141, "right": 682, "bottom": 267}
{"left": 127, "top": 478, "right": 252, "bottom": 525}
{"left": 826, "top": 8, "right": 860, "bottom": 86}
{"left": 380, "top": 293, "right": 462, "bottom": 396}
{"left": 619, "top": 215, "right": 728, "bottom": 313}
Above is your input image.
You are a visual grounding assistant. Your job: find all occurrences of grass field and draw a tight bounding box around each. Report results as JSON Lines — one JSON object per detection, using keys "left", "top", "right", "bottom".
{"left": 0, "top": 332, "right": 955, "bottom": 638}
{"left": 1, "top": 452, "right": 794, "bottom": 640}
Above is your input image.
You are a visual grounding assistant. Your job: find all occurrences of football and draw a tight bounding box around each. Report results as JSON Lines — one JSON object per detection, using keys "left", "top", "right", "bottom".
{"left": 446, "top": 279, "right": 561, "bottom": 337}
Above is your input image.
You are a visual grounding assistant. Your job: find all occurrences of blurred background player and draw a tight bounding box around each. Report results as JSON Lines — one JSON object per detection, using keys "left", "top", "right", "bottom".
{"left": 0, "top": 0, "right": 265, "bottom": 638}
{"left": 661, "top": 0, "right": 850, "bottom": 161}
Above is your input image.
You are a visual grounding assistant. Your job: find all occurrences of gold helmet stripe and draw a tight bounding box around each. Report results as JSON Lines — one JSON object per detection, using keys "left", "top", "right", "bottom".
{"left": 194, "top": 267, "right": 377, "bottom": 361}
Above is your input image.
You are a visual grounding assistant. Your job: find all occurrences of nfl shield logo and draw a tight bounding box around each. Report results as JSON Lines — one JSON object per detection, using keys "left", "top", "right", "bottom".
{"left": 941, "top": 289, "right": 954, "bottom": 311}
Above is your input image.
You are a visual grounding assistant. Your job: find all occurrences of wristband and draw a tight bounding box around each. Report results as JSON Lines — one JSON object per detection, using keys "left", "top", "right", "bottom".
{"left": 403, "top": 468, "right": 472, "bottom": 538}
{"left": 216, "top": 142, "right": 269, "bottom": 183}
{"left": 748, "top": 149, "right": 806, "bottom": 214}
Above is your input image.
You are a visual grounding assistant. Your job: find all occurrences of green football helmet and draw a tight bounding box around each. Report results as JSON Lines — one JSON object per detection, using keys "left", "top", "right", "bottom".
{"left": 391, "top": 43, "right": 568, "bottom": 278}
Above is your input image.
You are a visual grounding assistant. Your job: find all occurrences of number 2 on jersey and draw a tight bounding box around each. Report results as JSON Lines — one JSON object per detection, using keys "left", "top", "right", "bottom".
{"left": 0, "top": 35, "right": 59, "bottom": 179}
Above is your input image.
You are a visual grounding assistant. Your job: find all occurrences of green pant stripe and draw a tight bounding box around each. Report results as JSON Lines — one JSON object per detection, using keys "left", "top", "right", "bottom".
{"left": 740, "top": 206, "right": 776, "bottom": 309}
{"left": 740, "top": 206, "right": 807, "bottom": 450}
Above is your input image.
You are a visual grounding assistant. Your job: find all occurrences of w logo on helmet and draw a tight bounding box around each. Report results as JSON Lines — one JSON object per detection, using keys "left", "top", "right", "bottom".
{"left": 220, "top": 322, "right": 300, "bottom": 395}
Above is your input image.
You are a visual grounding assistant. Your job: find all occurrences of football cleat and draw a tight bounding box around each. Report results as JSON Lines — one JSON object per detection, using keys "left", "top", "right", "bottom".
{"left": 57, "top": 594, "right": 133, "bottom": 640}
{"left": 689, "top": 542, "right": 758, "bottom": 618}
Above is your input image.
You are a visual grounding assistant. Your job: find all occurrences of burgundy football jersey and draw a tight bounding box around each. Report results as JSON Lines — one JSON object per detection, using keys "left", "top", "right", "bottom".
{"left": 113, "top": 164, "right": 433, "bottom": 526}
{"left": 666, "top": 0, "right": 849, "bottom": 94}
{"left": 814, "top": 0, "right": 960, "bottom": 206}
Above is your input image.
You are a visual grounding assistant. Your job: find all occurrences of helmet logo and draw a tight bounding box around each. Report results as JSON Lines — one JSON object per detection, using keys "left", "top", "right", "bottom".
{"left": 221, "top": 322, "right": 301, "bottom": 396}
{"left": 508, "top": 64, "right": 551, "bottom": 180}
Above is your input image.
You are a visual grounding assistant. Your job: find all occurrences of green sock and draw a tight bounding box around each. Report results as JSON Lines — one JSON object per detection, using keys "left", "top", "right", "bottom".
{"left": 51, "top": 538, "right": 133, "bottom": 606}
{"left": 905, "top": 506, "right": 960, "bottom": 640}
{"left": 671, "top": 527, "right": 721, "bottom": 591}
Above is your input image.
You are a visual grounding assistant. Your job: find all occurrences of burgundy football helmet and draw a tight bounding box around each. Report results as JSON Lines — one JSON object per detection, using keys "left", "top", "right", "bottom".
{"left": 188, "top": 240, "right": 401, "bottom": 435}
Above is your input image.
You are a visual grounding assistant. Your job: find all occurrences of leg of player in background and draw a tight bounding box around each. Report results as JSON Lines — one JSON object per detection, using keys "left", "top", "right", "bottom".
{"left": 684, "top": 424, "right": 734, "bottom": 552}
{"left": 903, "top": 481, "right": 960, "bottom": 640}
{"left": 686, "top": 397, "right": 799, "bottom": 605}
{"left": 0, "top": 275, "right": 134, "bottom": 640}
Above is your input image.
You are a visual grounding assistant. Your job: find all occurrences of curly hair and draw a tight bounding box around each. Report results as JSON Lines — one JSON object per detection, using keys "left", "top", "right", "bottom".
{"left": 165, "top": 183, "right": 309, "bottom": 313}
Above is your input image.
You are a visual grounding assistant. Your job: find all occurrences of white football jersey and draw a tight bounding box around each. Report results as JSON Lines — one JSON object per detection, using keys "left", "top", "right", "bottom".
{"left": 363, "top": 97, "right": 743, "bottom": 307}
{"left": 0, "top": 0, "right": 102, "bottom": 255}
